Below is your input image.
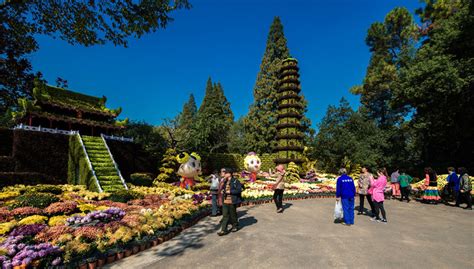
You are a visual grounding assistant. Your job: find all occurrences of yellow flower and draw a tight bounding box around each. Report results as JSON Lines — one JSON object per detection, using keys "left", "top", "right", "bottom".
{"left": 18, "top": 215, "right": 48, "bottom": 225}
{"left": 78, "top": 203, "right": 97, "bottom": 212}
{"left": 0, "top": 191, "right": 20, "bottom": 201}
{"left": 0, "top": 221, "right": 16, "bottom": 235}
{"left": 48, "top": 215, "right": 68, "bottom": 226}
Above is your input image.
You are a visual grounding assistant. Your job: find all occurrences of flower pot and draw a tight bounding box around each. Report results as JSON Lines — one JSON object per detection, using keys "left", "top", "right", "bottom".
{"left": 116, "top": 252, "right": 124, "bottom": 260}
{"left": 88, "top": 261, "right": 97, "bottom": 269}
{"left": 125, "top": 249, "right": 132, "bottom": 257}
{"left": 152, "top": 240, "right": 158, "bottom": 247}
{"left": 106, "top": 255, "right": 115, "bottom": 264}
{"left": 79, "top": 263, "right": 87, "bottom": 269}
{"left": 132, "top": 246, "right": 139, "bottom": 254}
{"left": 97, "top": 258, "right": 105, "bottom": 267}
{"left": 140, "top": 244, "right": 146, "bottom": 252}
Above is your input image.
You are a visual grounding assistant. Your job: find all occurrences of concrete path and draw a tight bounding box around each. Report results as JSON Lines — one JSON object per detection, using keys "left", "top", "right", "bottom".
{"left": 107, "top": 198, "right": 474, "bottom": 269}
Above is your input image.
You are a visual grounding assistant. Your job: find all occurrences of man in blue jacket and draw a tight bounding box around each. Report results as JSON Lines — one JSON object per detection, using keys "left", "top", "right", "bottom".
{"left": 336, "top": 168, "right": 356, "bottom": 226}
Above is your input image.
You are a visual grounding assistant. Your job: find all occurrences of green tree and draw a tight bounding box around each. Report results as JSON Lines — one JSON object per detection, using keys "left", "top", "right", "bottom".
{"left": 243, "top": 16, "right": 291, "bottom": 154}
{"left": 312, "top": 98, "right": 386, "bottom": 173}
{"left": 121, "top": 120, "right": 167, "bottom": 163}
{"left": 395, "top": 0, "right": 474, "bottom": 169}
{"left": 155, "top": 148, "right": 179, "bottom": 183}
{"left": 1, "top": 0, "right": 190, "bottom": 124}
{"left": 351, "top": 7, "right": 418, "bottom": 127}
{"left": 176, "top": 94, "right": 197, "bottom": 150}
{"left": 189, "top": 78, "right": 234, "bottom": 153}
{"left": 228, "top": 118, "right": 247, "bottom": 154}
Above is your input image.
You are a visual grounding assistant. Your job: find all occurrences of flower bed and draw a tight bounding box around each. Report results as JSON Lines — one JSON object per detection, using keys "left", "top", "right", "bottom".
{"left": 0, "top": 184, "right": 210, "bottom": 268}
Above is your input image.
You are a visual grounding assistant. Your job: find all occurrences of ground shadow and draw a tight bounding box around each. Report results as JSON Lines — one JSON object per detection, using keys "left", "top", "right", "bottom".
{"left": 283, "top": 203, "right": 293, "bottom": 210}
{"left": 152, "top": 217, "right": 220, "bottom": 258}
{"left": 238, "top": 216, "right": 258, "bottom": 230}
{"left": 354, "top": 206, "right": 374, "bottom": 217}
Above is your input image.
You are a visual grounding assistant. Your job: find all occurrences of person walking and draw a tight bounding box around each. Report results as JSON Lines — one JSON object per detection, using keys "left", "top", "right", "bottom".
{"left": 398, "top": 169, "right": 413, "bottom": 202}
{"left": 422, "top": 167, "right": 441, "bottom": 204}
{"left": 208, "top": 170, "right": 222, "bottom": 217}
{"left": 390, "top": 169, "right": 401, "bottom": 199}
{"left": 446, "top": 167, "right": 461, "bottom": 206}
{"left": 370, "top": 168, "right": 388, "bottom": 223}
{"left": 336, "top": 168, "right": 356, "bottom": 226}
{"left": 218, "top": 168, "right": 243, "bottom": 236}
{"left": 357, "top": 166, "right": 375, "bottom": 216}
{"left": 273, "top": 164, "right": 286, "bottom": 213}
{"left": 458, "top": 167, "right": 472, "bottom": 210}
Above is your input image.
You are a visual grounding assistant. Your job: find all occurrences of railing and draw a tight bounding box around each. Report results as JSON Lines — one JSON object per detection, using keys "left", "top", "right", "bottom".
{"left": 77, "top": 133, "right": 103, "bottom": 193}
{"left": 101, "top": 134, "right": 128, "bottom": 190}
{"left": 14, "top": 124, "right": 78, "bottom": 135}
{"left": 101, "top": 134, "right": 134, "bottom": 142}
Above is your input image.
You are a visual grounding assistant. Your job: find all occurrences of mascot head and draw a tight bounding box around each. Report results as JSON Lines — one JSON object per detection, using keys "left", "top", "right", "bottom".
{"left": 176, "top": 152, "right": 202, "bottom": 178}
{"left": 244, "top": 152, "right": 261, "bottom": 173}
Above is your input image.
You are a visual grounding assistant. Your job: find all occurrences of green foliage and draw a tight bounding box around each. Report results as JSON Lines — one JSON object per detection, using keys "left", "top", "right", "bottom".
{"left": 108, "top": 190, "right": 144, "bottom": 203}
{"left": 312, "top": 98, "right": 386, "bottom": 173}
{"left": 1, "top": 0, "right": 190, "bottom": 126}
{"left": 285, "top": 162, "right": 301, "bottom": 183}
{"left": 228, "top": 118, "right": 247, "bottom": 154}
{"left": 188, "top": 78, "right": 234, "bottom": 153}
{"left": 394, "top": 0, "right": 474, "bottom": 169}
{"left": 68, "top": 135, "right": 100, "bottom": 192}
{"left": 25, "top": 185, "right": 63, "bottom": 195}
{"left": 10, "top": 193, "right": 59, "bottom": 209}
{"left": 121, "top": 120, "right": 167, "bottom": 164}
{"left": 129, "top": 173, "right": 153, "bottom": 187}
{"left": 243, "top": 17, "right": 291, "bottom": 154}
{"left": 155, "top": 148, "right": 179, "bottom": 183}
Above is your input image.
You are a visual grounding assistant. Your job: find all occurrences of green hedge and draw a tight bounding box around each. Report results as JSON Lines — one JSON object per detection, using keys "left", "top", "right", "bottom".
{"left": 0, "top": 172, "right": 58, "bottom": 188}
{"left": 67, "top": 135, "right": 100, "bottom": 192}
{"left": 203, "top": 153, "right": 278, "bottom": 173}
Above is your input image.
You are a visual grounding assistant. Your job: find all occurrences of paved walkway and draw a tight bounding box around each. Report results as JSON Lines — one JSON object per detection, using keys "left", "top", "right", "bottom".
{"left": 107, "top": 198, "right": 474, "bottom": 269}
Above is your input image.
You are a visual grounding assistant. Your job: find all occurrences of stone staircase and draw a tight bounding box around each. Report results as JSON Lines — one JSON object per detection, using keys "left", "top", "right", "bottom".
{"left": 81, "top": 135, "right": 126, "bottom": 192}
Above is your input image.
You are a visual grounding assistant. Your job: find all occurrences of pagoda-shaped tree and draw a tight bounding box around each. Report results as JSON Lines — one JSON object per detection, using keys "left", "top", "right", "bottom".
{"left": 274, "top": 58, "right": 305, "bottom": 166}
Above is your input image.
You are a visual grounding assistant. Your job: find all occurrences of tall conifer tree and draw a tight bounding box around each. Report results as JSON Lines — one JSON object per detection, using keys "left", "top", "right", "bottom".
{"left": 243, "top": 17, "right": 291, "bottom": 154}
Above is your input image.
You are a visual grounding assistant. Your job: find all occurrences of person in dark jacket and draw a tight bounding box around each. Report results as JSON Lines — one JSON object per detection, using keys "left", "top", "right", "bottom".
{"left": 336, "top": 168, "right": 356, "bottom": 226}
{"left": 458, "top": 167, "right": 472, "bottom": 210}
{"left": 218, "top": 168, "right": 243, "bottom": 236}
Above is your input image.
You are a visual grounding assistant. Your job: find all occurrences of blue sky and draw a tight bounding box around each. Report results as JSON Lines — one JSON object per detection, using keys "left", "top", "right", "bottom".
{"left": 30, "top": 0, "right": 421, "bottom": 128}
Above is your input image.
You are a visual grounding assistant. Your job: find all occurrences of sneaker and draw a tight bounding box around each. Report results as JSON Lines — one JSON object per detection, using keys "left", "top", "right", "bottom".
{"left": 370, "top": 217, "right": 378, "bottom": 222}
{"left": 277, "top": 208, "right": 284, "bottom": 213}
{"left": 357, "top": 212, "right": 363, "bottom": 215}
{"left": 231, "top": 227, "right": 239, "bottom": 232}
{"left": 377, "top": 218, "right": 388, "bottom": 223}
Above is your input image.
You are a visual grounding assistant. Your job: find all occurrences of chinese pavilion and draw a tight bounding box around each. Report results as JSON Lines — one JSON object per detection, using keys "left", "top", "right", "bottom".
{"left": 16, "top": 81, "right": 127, "bottom": 136}
{"left": 274, "top": 58, "right": 305, "bottom": 165}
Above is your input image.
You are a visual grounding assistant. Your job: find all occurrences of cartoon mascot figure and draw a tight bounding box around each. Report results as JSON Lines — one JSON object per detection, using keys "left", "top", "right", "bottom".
{"left": 244, "top": 152, "right": 261, "bottom": 182}
{"left": 176, "top": 152, "right": 202, "bottom": 189}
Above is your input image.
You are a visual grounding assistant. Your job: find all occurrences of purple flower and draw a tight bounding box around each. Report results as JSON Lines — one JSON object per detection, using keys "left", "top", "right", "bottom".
{"left": 52, "top": 257, "right": 62, "bottom": 266}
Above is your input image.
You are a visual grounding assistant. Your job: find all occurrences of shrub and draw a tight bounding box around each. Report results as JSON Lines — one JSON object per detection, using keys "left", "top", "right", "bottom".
{"left": 11, "top": 193, "right": 60, "bottom": 209}
{"left": 108, "top": 190, "right": 144, "bottom": 203}
{"left": 129, "top": 173, "right": 153, "bottom": 186}
{"left": 26, "top": 185, "right": 63, "bottom": 195}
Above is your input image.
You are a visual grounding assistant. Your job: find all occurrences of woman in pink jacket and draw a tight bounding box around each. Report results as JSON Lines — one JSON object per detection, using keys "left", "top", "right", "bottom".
{"left": 370, "top": 168, "right": 388, "bottom": 223}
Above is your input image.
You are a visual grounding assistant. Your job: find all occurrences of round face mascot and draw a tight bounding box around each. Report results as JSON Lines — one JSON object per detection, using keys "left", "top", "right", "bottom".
{"left": 244, "top": 152, "right": 261, "bottom": 182}
{"left": 176, "top": 152, "right": 201, "bottom": 189}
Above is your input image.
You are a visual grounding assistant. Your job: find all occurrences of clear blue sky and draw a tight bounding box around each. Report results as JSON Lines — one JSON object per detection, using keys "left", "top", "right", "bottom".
{"left": 30, "top": 0, "right": 421, "bottom": 129}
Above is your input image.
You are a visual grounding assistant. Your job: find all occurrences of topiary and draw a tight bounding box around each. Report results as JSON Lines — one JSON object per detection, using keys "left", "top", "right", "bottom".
{"left": 10, "top": 193, "right": 60, "bottom": 209}
{"left": 155, "top": 148, "right": 179, "bottom": 184}
{"left": 285, "top": 162, "right": 301, "bottom": 183}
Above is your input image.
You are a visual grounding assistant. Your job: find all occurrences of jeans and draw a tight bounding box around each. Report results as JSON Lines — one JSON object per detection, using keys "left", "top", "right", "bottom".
{"left": 374, "top": 201, "right": 386, "bottom": 220}
{"left": 400, "top": 186, "right": 410, "bottom": 201}
{"left": 273, "top": 189, "right": 284, "bottom": 210}
{"left": 341, "top": 198, "right": 354, "bottom": 224}
{"left": 211, "top": 193, "right": 220, "bottom": 215}
{"left": 221, "top": 203, "right": 238, "bottom": 232}
{"left": 359, "top": 194, "right": 375, "bottom": 215}
{"left": 455, "top": 190, "right": 461, "bottom": 206}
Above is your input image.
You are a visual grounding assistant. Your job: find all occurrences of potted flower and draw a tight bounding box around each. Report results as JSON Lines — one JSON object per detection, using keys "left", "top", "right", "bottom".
{"left": 86, "top": 257, "right": 98, "bottom": 269}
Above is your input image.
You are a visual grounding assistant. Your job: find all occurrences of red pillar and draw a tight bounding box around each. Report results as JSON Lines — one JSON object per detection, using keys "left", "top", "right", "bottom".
{"left": 28, "top": 115, "right": 32, "bottom": 126}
